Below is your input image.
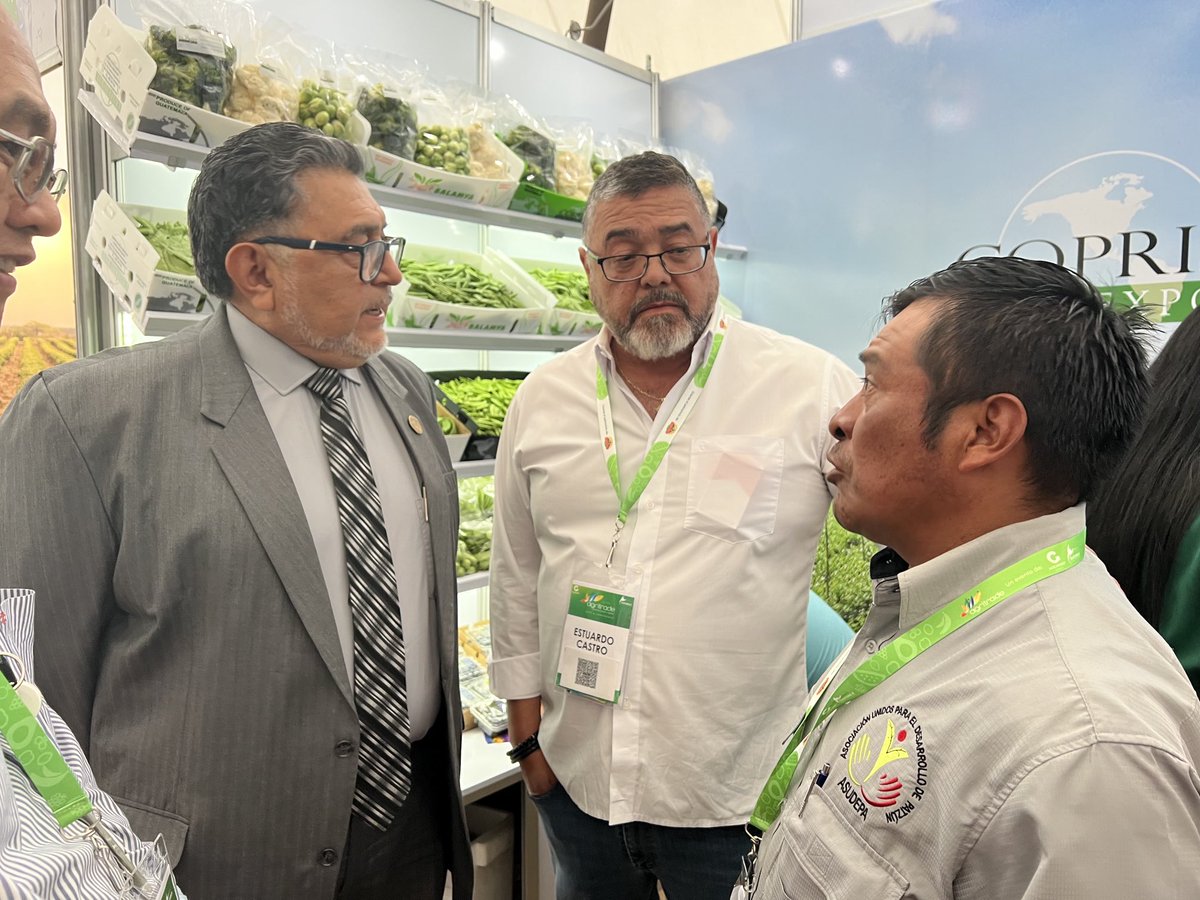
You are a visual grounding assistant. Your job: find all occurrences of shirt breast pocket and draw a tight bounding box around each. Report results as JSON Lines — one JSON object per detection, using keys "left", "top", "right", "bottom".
{"left": 684, "top": 435, "right": 783, "bottom": 543}
{"left": 756, "top": 788, "right": 909, "bottom": 899}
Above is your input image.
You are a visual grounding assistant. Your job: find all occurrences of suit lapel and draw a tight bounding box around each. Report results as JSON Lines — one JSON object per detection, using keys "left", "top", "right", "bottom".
{"left": 200, "top": 308, "right": 354, "bottom": 707}
{"left": 363, "top": 357, "right": 459, "bottom": 673}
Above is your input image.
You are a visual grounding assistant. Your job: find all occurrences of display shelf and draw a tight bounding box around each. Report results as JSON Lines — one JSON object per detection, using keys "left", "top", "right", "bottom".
{"left": 80, "top": 90, "right": 748, "bottom": 258}
{"left": 459, "top": 728, "right": 521, "bottom": 804}
{"left": 453, "top": 459, "right": 496, "bottom": 478}
{"left": 457, "top": 571, "right": 490, "bottom": 593}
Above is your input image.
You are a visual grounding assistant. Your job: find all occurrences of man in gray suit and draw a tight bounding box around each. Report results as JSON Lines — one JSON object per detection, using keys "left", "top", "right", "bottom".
{"left": 0, "top": 122, "right": 472, "bottom": 899}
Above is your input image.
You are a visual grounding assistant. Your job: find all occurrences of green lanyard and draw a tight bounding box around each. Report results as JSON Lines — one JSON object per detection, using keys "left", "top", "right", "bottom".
{"left": 0, "top": 673, "right": 93, "bottom": 827}
{"left": 749, "top": 529, "right": 1087, "bottom": 831}
{"left": 595, "top": 318, "right": 727, "bottom": 562}
{"left": 0, "top": 663, "right": 172, "bottom": 894}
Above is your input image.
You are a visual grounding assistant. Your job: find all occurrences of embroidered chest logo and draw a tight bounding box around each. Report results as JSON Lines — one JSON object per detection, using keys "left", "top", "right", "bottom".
{"left": 837, "top": 705, "right": 929, "bottom": 824}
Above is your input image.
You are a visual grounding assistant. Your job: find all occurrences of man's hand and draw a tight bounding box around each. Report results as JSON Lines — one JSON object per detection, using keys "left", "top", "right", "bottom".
{"left": 520, "top": 749, "right": 558, "bottom": 798}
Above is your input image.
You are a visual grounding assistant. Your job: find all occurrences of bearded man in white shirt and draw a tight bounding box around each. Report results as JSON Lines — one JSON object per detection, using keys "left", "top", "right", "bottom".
{"left": 489, "top": 151, "right": 859, "bottom": 899}
{"left": 745, "top": 257, "right": 1200, "bottom": 899}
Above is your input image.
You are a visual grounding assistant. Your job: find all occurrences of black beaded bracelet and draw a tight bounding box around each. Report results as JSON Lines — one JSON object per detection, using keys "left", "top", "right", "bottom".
{"left": 506, "top": 731, "right": 540, "bottom": 763}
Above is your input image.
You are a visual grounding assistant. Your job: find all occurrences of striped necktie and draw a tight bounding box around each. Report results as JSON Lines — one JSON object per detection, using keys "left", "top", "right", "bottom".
{"left": 306, "top": 366, "right": 411, "bottom": 830}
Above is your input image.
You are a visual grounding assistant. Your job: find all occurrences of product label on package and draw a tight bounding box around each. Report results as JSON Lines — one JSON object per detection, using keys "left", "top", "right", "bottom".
{"left": 175, "top": 27, "right": 226, "bottom": 59}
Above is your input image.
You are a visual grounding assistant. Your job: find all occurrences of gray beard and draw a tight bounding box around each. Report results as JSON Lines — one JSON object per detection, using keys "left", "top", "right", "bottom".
{"left": 279, "top": 292, "right": 387, "bottom": 363}
{"left": 609, "top": 289, "right": 713, "bottom": 361}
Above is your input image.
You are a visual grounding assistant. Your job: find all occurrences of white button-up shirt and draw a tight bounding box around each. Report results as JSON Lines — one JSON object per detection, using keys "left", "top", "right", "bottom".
{"left": 489, "top": 312, "right": 858, "bottom": 827}
{"left": 0, "top": 590, "right": 184, "bottom": 899}
{"left": 754, "top": 505, "right": 1200, "bottom": 899}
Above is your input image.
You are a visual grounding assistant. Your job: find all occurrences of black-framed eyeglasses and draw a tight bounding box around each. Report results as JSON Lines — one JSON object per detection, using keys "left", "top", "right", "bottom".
{"left": 249, "top": 235, "right": 406, "bottom": 283}
{"left": 584, "top": 243, "right": 711, "bottom": 283}
{"left": 0, "top": 127, "right": 66, "bottom": 204}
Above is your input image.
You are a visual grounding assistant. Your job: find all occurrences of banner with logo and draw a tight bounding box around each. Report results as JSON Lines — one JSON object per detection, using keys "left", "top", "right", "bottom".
{"left": 662, "top": 0, "right": 1195, "bottom": 363}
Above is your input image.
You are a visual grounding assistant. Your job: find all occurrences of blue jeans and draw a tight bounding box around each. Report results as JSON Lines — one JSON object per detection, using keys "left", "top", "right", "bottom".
{"left": 531, "top": 782, "right": 746, "bottom": 900}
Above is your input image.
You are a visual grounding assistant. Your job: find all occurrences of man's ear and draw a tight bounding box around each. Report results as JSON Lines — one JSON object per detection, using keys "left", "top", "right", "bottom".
{"left": 958, "top": 393, "right": 1028, "bottom": 474}
{"left": 225, "top": 243, "right": 276, "bottom": 312}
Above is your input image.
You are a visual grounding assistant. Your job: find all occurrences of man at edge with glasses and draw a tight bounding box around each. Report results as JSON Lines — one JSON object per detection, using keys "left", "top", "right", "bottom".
{"left": 0, "top": 122, "right": 472, "bottom": 899}
{"left": 0, "top": 7, "right": 184, "bottom": 898}
{"left": 488, "top": 151, "right": 859, "bottom": 898}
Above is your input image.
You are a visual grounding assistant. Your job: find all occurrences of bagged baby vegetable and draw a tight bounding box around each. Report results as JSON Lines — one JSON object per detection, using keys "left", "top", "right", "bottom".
{"left": 407, "top": 84, "right": 472, "bottom": 176}
{"left": 347, "top": 53, "right": 422, "bottom": 160}
{"left": 358, "top": 82, "right": 418, "bottom": 158}
{"left": 442, "top": 82, "right": 511, "bottom": 181}
{"left": 134, "top": 0, "right": 244, "bottom": 113}
{"left": 676, "top": 146, "right": 719, "bottom": 223}
{"left": 222, "top": 12, "right": 299, "bottom": 125}
{"left": 298, "top": 78, "right": 354, "bottom": 140}
{"left": 548, "top": 118, "right": 594, "bottom": 201}
{"left": 294, "top": 40, "right": 360, "bottom": 140}
{"left": 494, "top": 96, "right": 556, "bottom": 190}
{"left": 591, "top": 133, "right": 620, "bottom": 180}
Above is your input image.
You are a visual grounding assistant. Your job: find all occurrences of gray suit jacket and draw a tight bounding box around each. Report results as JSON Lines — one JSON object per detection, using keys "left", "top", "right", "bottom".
{"left": 0, "top": 307, "right": 472, "bottom": 899}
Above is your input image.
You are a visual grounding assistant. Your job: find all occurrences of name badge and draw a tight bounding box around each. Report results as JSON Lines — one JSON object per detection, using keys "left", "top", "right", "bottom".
{"left": 555, "top": 567, "right": 639, "bottom": 704}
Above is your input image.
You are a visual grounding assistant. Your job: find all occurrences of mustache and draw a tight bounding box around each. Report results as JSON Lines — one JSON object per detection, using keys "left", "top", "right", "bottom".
{"left": 628, "top": 289, "right": 689, "bottom": 323}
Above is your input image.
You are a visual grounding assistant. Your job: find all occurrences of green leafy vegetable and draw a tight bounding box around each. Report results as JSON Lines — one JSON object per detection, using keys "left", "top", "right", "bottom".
{"left": 501, "top": 125, "right": 556, "bottom": 190}
{"left": 357, "top": 84, "right": 418, "bottom": 158}
{"left": 145, "top": 25, "right": 236, "bottom": 114}
{"left": 133, "top": 216, "right": 195, "bottom": 276}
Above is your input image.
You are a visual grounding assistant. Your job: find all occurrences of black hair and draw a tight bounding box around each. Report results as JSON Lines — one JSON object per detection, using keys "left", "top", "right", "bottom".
{"left": 886, "top": 256, "right": 1150, "bottom": 505}
{"left": 187, "top": 122, "right": 363, "bottom": 300}
{"left": 1088, "top": 310, "right": 1200, "bottom": 626}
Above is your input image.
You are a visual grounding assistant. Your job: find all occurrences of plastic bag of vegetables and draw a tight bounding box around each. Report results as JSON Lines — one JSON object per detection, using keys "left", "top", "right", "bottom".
{"left": 441, "top": 82, "right": 512, "bottom": 181}
{"left": 411, "top": 85, "right": 473, "bottom": 176}
{"left": 346, "top": 53, "right": 423, "bottom": 160}
{"left": 133, "top": 0, "right": 247, "bottom": 113}
{"left": 221, "top": 12, "right": 301, "bottom": 125}
{"left": 494, "top": 95, "right": 556, "bottom": 190}
{"left": 667, "top": 144, "right": 720, "bottom": 224}
{"left": 547, "top": 117, "right": 595, "bottom": 201}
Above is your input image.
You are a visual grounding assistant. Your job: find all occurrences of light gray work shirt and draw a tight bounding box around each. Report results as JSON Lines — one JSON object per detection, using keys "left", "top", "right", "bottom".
{"left": 754, "top": 504, "right": 1200, "bottom": 899}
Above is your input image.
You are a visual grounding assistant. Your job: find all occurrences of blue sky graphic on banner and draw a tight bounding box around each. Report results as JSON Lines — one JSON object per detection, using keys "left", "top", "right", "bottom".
{"left": 662, "top": 0, "right": 1199, "bottom": 364}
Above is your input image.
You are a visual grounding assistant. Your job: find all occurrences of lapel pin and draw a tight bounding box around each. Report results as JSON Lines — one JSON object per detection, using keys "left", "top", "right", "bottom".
{"left": 407, "top": 414, "right": 424, "bottom": 435}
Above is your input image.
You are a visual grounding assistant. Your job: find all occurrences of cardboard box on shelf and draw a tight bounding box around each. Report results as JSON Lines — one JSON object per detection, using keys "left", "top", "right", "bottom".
{"left": 85, "top": 191, "right": 210, "bottom": 333}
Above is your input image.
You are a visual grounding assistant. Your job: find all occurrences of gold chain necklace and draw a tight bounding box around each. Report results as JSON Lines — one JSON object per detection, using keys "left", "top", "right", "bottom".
{"left": 615, "top": 365, "right": 668, "bottom": 403}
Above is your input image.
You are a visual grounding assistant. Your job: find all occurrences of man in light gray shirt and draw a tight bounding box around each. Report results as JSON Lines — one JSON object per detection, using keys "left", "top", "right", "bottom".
{"left": 0, "top": 123, "right": 472, "bottom": 899}
{"left": 746, "top": 256, "right": 1200, "bottom": 899}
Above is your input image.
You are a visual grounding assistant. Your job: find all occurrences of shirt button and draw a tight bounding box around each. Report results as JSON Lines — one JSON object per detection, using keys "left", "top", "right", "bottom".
{"left": 319, "top": 848, "right": 338, "bottom": 867}
{"left": 865, "top": 639, "right": 878, "bottom": 654}
{"left": 334, "top": 739, "right": 354, "bottom": 757}
{"left": 647, "top": 500, "right": 656, "bottom": 510}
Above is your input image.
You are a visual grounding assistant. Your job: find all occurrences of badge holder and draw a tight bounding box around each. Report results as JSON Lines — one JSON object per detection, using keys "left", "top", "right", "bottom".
{"left": 555, "top": 560, "right": 641, "bottom": 705}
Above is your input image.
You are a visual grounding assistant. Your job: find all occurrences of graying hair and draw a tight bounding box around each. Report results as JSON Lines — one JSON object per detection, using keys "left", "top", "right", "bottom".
{"left": 188, "top": 122, "right": 364, "bottom": 300}
{"left": 582, "top": 151, "right": 710, "bottom": 239}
